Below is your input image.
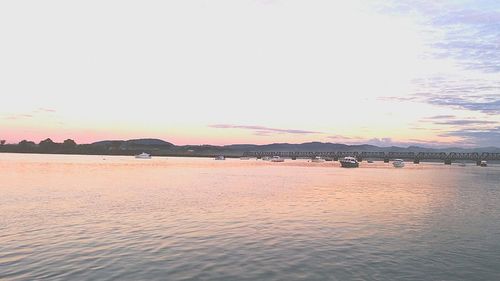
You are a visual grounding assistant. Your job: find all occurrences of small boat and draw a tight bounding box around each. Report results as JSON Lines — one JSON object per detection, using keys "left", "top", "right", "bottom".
{"left": 458, "top": 162, "right": 466, "bottom": 167}
{"left": 480, "top": 160, "right": 487, "bottom": 167}
{"left": 311, "top": 156, "right": 325, "bottom": 163}
{"left": 214, "top": 155, "right": 226, "bottom": 160}
{"left": 240, "top": 156, "right": 251, "bottom": 160}
{"left": 339, "top": 157, "right": 359, "bottom": 168}
{"left": 367, "top": 160, "right": 374, "bottom": 163}
{"left": 393, "top": 159, "right": 405, "bottom": 168}
{"left": 262, "top": 156, "right": 271, "bottom": 161}
{"left": 270, "top": 156, "right": 284, "bottom": 162}
{"left": 135, "top": 152, "right": 152, "bottom": 159}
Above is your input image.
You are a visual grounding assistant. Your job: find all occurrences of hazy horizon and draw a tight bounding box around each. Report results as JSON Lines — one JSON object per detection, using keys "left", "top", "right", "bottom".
{"left": 1, "top": 0, "right": 499, "bottom": 147}
{"left": 4, "top": 136, "right": 500, "bottom": 150}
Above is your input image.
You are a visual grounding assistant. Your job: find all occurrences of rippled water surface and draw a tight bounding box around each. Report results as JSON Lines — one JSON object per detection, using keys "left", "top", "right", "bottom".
{"left": 1, "top": 153, "right": 500, "bottom": 280}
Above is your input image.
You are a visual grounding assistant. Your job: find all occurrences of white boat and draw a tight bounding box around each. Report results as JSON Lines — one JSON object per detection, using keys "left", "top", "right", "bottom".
{"left": 311, "top": 156, "right": 325, "bottom": 163}
{"left": 339, "top": 157, "right": 359, "bottom": 168}
{"left": 214, "top": 155, "right": 225, "bottom": 160}
{"left": 393, "top": 159, "right": 405, "bottom": 168}
{"left": 135, "top": 152, "right": 151, "bottom": 159}
{"left": 270, "top": 156, "right": 284, "bottom": 162}
{"left": 480, "top": 160, "right": 487, "bottom": 167}
{"left": 458, "top": 162, "right": 466, "bottom": 167}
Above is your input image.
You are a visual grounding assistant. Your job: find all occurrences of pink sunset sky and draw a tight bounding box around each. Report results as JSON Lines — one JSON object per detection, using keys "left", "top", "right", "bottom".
{"left": 1, "top": 0, "right": 499, "bottom": 147}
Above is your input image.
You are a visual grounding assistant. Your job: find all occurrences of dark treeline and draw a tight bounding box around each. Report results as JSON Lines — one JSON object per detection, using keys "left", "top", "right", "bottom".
{"left": 0, "top": 138, "right": 239, "bottom": 157}
{"left": 0, "top": 138, "right": 110, "bottom": 155}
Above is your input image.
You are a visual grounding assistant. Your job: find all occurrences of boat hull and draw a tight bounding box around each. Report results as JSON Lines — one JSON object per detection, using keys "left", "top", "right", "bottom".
{"left": 340, "top": 161, "right": 359, "bottom": 168}
{"left": 135, "top": 153, "right": 151, "bottom": 159}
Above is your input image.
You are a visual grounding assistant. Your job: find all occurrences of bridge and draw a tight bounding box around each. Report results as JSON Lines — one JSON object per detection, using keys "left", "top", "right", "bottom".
{"left": 242, "top": 151, "right": 500, "bottom": 165}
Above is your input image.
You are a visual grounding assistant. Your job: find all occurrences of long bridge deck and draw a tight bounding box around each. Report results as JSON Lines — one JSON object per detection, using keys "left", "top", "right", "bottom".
{"left": 242, "top": 151, "right": 500, "bottom": 164}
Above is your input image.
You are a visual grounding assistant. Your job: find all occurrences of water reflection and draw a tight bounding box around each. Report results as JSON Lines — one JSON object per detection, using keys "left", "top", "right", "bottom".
{"left": 1, "top": 154, "right": 499, "bottom": 280}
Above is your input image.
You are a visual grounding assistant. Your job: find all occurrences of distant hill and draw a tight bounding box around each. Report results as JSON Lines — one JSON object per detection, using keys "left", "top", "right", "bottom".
{"left": 91, "top": 139, "right": 500, "bottom": 153}
{"left": 2, "top": 138, "right": 499, "bottom": 157}
{"left": 92, "top": 138, "right": 174, "bottom": 148}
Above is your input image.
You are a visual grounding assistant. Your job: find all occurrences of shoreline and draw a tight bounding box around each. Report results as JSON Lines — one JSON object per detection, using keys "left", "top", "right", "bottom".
{"left": 1, "top": 151, "right": 498, "bottom": 164}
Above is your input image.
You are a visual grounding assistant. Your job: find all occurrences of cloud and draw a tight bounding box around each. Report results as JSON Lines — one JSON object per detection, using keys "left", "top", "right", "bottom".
{"left": 431, "top": 8, "right": 500, "bottom": 70}
{"left": 441, "top": 127, "right": 500, "bottom": 147}
{"left": 327, "top": 135, "right": 357, "bottom": 140}
{"left": 3, "top": 114, "right": 33, "bottom": 120}
{"left": 3, "top": 107, "right": 58, "bottom": 121}
{"left": 378, "top": 1, "right": 500, "bottom": 128}
{"left": 421, "top": 95, "right": 500, "bottom": 114}
{"left": 380, "top": 2, "right": 500, "bottom": 73}
{"left": 434, "top": 120, "right": 497, "bottom": 126}
{"left": 411, "top": 76, "right": 500, "bottom": 114}
{"left": 421, "top": 115, "right": 498, "bottom": 126}
{"left": 382, "top": 76, "right": 500, "bottom": 114}
{"left": 425, "top": 115, "right": 456, "bottom": 119}
{"left": 209, "top": 124, "right": 323, "bottom": 136}
{"left": 340, "top": 136, "right": 465, "bottom": 148}
{"left": 365, "top": 138, "right": 395, "bottom": 146}
{"left": 37, "top": 108, "right": 56, "bottom": 113}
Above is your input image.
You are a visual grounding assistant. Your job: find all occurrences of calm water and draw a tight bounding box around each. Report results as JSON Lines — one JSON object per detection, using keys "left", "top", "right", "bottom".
{"left": 1, "top": 154, "right": 500, "bottom": 281}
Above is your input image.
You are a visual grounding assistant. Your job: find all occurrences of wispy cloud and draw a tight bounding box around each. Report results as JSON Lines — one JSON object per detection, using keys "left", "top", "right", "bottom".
{"left": 419, "top": 94, "right": 500, "bottom": 115}
{"left": 381, "top": 1, "right": 500, "bottom": 73}
{"left": 421, "top": 115, "right": 498, "bottom": 126}
{"left": 37, "top": 107, "right": 56, "bottom": 113}
{"left": 327, "top": 135, "right": 358, "bottom": 140}
{"left": 363, "top": 137, "right": 472, "bottom": 148}
{"left": 3, "top": 107, "right": 58, "bottom": 121}
{"left": 330, "top": 136, "right": 464, "bottom": 148}
{"left": 434, "top": 120, "right": 497, "bottom": 126}
{"left": 440, "top": 127, "right": 500, "bottom": 147}
{"left": 425, "top": 115, "right": 456, "bottom": 120}
{"left": 382, "top": 77, "right": 500, "bottom": 115}
{"left": 378, "top": 0, "right": 500, "bottom": 134}
{"left": 3, "top": 114, "right": 33, "bottom": 120}
{"left": 209, "top": 124, "right": 323, "bottom": 136}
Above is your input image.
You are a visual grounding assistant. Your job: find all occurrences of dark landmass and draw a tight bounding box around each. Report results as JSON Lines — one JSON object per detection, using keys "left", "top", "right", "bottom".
{"left": 1, "top": 138, "right": 499, "bottom": 157}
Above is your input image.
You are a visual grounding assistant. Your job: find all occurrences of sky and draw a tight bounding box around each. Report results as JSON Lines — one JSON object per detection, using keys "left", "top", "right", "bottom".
{"left": 1, "top": 0, "right": 499, "bottom": 147}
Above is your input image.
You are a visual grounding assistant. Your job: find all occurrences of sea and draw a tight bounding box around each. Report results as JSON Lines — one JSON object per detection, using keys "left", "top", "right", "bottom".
{"left": 1, "top": 153, "right": 500, "bottom": 281}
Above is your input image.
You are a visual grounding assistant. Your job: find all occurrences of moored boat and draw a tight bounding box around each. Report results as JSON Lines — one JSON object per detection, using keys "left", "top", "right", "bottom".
{"left": 480, "top": 160, "right": 487, "bottom": 167}
{"left": 135, "top": 152, "right": 151, "bottom": 159}
{"left": 214, "top": 155, "right": 226, "bottom": 160}
{"left": 270, "top": 156, "right": 284, "bottom": 162}
{"left": 392, "top": 159, "right": 405, "bottom": 168}
{"left": 311, "top": 156, "right": 325, "bottom": 163}
{"left": 339, "top": 157, "right": 359, "bottom": 168}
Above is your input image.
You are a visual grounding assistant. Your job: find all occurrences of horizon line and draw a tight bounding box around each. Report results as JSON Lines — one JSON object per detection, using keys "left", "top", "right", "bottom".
{"left": 2, "top": 137, "right": 499, "bottom": 150}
